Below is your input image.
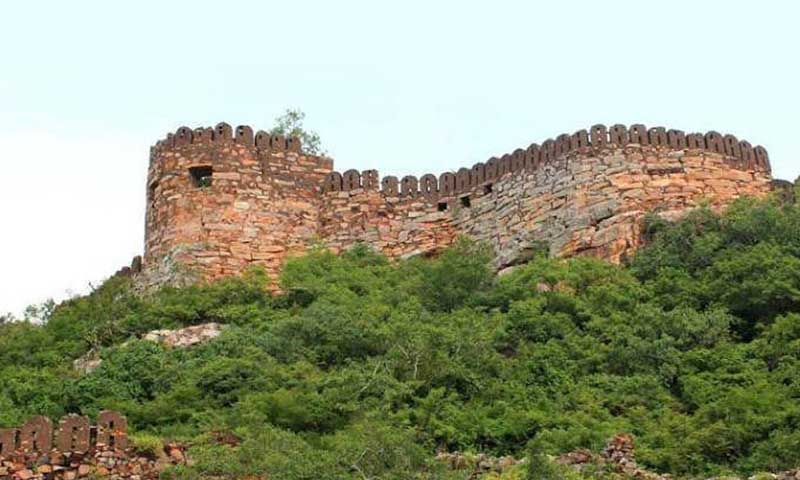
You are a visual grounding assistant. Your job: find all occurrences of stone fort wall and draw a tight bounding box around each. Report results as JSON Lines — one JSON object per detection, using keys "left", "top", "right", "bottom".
{"left": 141, "top": 122, "right": 773, "bottom": 289}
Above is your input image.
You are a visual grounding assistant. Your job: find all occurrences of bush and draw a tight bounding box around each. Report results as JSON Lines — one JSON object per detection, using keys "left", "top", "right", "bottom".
{"left": 5, "top": 200, "right": 800, "bottom": 478}
{"left": 129, "top": 433, "right": 163, "bottom": 458}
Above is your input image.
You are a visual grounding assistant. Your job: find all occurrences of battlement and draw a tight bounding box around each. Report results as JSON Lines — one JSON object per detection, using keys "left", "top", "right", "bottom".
{"left": 150, "top": 122, "right": 303, "bottom": 157}
{"left": 321, "top": 123, "right": 770, "bottom": 202}
{"left": 0, "top": 412, "right": 186, "bottom": 479}
{"left": 0, "top": 411, "right": 127, "bottom": 456}
{"left": 138, "top": 120, "right": 775, "bottom": 291}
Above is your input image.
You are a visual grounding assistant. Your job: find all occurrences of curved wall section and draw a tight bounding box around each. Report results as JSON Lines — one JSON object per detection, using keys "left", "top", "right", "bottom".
{"left": 142, "top": 122, "right": 773, "bottom": 289}
{"left": 143, "top": 123, "right": 332, "bottom": 289}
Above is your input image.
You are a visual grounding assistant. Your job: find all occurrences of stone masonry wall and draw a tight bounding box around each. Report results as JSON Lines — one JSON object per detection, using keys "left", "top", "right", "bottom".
{"left": 321, "top": 143, "right": 772, "bottom": 269}
{"left": 0, "top": 412, "right": 184, "bottom": 480}
{"left": 144, "top": 123, "right": 332, "bottom": 290}
{"left": 141, "top": 123, "right": 773, "bottom": 289}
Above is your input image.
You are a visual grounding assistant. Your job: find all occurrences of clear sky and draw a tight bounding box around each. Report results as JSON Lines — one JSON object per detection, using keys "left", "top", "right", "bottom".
{"left": 1, "top": 0, "right": 798, "bottom": 316}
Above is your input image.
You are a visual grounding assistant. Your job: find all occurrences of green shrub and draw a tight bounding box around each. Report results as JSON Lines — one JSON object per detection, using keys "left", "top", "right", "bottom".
{"left": 5, "top": 200, "right": 800, "bottom": 478}
{"left": 129, "top": 432, "right": 163, "bottom": 458}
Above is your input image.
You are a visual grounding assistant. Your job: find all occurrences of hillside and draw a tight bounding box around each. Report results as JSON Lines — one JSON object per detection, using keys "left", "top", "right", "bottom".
{"left": 2, "top": 191, "right": 800, "bottom": 479}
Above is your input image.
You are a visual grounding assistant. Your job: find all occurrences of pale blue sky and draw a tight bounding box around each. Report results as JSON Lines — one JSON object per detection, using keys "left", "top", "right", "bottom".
{"left": 1, "top": 0, "right": 798, "bottom": 315}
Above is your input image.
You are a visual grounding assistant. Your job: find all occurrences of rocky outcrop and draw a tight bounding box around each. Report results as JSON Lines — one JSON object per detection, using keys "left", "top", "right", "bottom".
{"left": 73, "top": 323, "right": 226, "bottom": 374}
{"left": 142, "top": 323, "right": 225, "bottom": 348}
{"left": 72, "top": 350, "right": 102, "bottom": 375}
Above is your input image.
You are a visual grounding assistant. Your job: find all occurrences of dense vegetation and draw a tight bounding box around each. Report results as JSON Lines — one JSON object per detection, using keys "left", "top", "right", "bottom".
{"left": 1, "top": 194, "right": 800, "bottom": 479}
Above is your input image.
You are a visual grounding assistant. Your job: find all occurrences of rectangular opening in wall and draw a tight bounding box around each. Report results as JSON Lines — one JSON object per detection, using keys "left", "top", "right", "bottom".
{"left": 189, "top": 166, "right": 213, "bottom": 188}
{"left": 108, "top": 421, "right": 116, "bottom": 447}
{"left": 460, "top": 195, "right": 471, "bottom": 208}
{"left": 437, "top": 201, "right": 448, "bottom": 212}
{"left": 483, "top": 183, "right": 493, "bottom": 195}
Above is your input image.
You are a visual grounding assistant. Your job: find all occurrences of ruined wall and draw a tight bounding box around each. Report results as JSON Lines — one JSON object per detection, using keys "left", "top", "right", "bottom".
{"left": 0, "top": 412, "right": 180, "bottom": 480}
{"left": 142, "top": 123, "right": 773, "bottom": 288}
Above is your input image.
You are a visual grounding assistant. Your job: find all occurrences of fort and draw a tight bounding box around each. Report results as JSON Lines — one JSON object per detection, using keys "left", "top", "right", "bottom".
{"left": 132, "top": 122, "right": 776, "bottom": 290}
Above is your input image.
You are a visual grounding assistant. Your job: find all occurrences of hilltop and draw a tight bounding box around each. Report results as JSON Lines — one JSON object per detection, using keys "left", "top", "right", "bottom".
{"left": 1, "top": 190, "right": 800, "bottom": 479}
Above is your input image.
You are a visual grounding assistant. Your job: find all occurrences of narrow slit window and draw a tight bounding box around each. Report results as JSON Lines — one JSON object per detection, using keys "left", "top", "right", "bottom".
{"left": 189, "top": 166, "right": 213, "bottom": 188}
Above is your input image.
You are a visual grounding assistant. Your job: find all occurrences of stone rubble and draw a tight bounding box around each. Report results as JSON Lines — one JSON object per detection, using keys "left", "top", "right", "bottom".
{"left": 0, "top": 443, "right": 187, "bottom": 480}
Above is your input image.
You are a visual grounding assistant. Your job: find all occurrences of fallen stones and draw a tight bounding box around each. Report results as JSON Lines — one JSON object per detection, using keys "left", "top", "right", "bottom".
{"left": 0, "top": 443, "right": 181, "bottom": 480}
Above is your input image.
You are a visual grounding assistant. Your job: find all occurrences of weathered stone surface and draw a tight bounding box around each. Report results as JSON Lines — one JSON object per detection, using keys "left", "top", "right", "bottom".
{"left": 72, "top": 351, "right": 102, "bottom": 374}
{"left": 143, "top": 323, "right": 225, "bottom": 348}
{"left": 0, "top": 412, "right": 177, "bottom": 480}
{"left": 137, "top": 123, "right": 773, "bottom": 290}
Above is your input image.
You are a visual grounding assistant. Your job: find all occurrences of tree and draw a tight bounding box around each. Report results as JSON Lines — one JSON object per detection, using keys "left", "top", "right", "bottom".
{"left": 270, "top": 109, "right": 325, "bottom": 156}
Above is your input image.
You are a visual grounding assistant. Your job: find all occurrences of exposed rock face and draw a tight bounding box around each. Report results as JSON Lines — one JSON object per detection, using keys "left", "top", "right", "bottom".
{"left": 142, "top": 323, "right": 225, "bottom": 348}
{"left": 141, "top": 122, "right": 773, "bottom": 290}
{"left": 74, "top": 323, "right": 225, "bottom": 374}
{"left": 72, "top": 351, "right": 102, "bottom": 375}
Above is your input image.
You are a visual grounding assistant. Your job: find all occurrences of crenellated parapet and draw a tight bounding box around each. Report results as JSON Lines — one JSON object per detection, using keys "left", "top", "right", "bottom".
{"left": 142, "top": 122, "right": 333, "bottom": 292}
{"left": 149, "top": 121, "right": 302, "bottom": 159}
{"left": 0, "top": 411, "right": 127, "bottom": 457}
{"left": 0, "top": 411, "right": 189, "bottom": 479}
{"left": 138, "top": 119, "right": 776, "bottom": 293}
{"left": 321, "top": 123, "right": 770, "bottom": 202}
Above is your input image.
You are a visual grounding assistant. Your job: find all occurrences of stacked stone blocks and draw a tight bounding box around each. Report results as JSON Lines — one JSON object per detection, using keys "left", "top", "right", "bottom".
{"left": 0, "top": 412, "right": 172, "bottom": 480}
{"left": 141, "top": 122, "right": 773, "bottom": 288}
